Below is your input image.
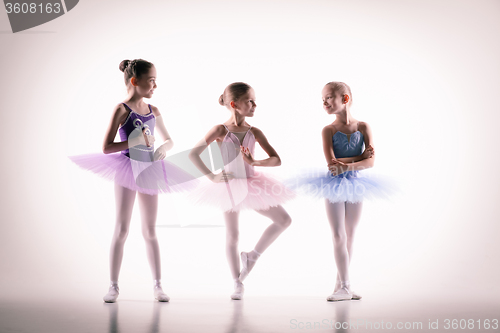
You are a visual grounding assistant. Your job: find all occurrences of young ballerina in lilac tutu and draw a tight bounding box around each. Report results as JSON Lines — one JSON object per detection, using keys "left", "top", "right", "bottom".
{"left": 188, "top": 82, "right": 295, "bottom": 300}
{"left": 291, "top": 82, "right": 395, "bottom": 301}
{"left": 69, "top": 59, "right": 196, "bottom": 302}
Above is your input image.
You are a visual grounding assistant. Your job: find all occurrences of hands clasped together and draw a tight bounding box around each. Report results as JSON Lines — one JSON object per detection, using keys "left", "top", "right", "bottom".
{"left": 328, "top": 144, "right": 374, "bottom": 176}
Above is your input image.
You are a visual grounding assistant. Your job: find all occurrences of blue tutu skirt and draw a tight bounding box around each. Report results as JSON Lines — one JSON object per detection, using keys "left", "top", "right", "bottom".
{"left": 285, "top": 168, "right": 397, "bottom": 203}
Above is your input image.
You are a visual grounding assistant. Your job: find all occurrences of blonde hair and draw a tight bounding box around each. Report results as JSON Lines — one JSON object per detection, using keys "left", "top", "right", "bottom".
{"left": 326, "top": 81, "right": 352, "bottom": 104}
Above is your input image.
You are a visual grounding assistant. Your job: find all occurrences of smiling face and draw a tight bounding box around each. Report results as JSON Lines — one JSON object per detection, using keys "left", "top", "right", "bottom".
{"left": 133, "top": 66, "right": 157, "bottom": 99}
{"left": 232, "top": 88, "right": 256, "bottom": 117}
{"left": 322, "top": 85, "right": 347, "bottom": 114}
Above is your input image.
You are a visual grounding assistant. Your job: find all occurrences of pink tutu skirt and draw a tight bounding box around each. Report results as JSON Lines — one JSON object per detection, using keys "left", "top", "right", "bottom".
{"left": 69, "top": 153, "right": 198, "bottom": 195}
{"left": 188, "top": 171, "right": 296, "bottom": 212}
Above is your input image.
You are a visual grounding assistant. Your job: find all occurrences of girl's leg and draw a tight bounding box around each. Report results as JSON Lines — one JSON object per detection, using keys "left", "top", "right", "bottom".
{"left": 253, "top": 205, "right": 292, "bottom": 254}
{"left": 223, "top": 210, "right": 241, "bottom": 280}
{"left": 104, "top": 183, "right": 136, "bottom": 303}
{"left": 137, "top": 192, "right": 161, "bottom": 280}
{"left": 224, "top": 211, "right": 244, "bottom": 300}
{"left": 240, "top": 205, "right": 292, "bottom": 281}
{"left": 137, "top": 192, "right": 169, "bottom": 302}
{"left": 325, "top": 200, "right": 349, "bottom": 284}
{"left": 335, "top": 202, "right": 363, "bottom": 290}
{"left": 110, "top": 183, "right": 136, "bottom": 282}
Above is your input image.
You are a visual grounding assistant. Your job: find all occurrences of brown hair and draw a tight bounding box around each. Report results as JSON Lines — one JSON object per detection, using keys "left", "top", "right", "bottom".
{"left": 219, "top": 82, "right": 252, "bottom": 107}
{"left": 325, "top": 81, "right": 352, "bottom": 104}
{"left": 119, "top": 59, "right": 154, "bottom": 85}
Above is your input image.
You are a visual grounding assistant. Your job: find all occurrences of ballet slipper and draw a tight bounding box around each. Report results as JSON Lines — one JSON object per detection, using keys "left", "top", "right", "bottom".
{"left": 239, "top": 251, "right": 258, "bottom": 281}
{"left": 326, "top": 287, "right": 352, "bottom": 302}
{"left": 103, "top": 285, "right": 119, "bottom": 303}
{"left": 154, "top": 286, "right": 170, "bottom": 302}
{"left": 335, "top": 281, "right": 361, "bottom": 300}
{"left": 231, "top": 281, "right": 244, "bottom": 300}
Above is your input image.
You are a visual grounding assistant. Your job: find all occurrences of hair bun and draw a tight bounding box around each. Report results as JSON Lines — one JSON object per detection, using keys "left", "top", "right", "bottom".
{"left": 119, "top": 60, "right": 130, "bottom": 72}
{"left": 219, "top": 94, "right": 225, "bottom": 106}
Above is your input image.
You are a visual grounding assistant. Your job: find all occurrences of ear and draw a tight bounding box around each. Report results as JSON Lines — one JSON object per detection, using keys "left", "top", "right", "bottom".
{"left": 230, "top": 101, "right": 236, "bottom": 109}
{"left": 130, "top": 77, "right": 138, "bottom": 87}
{"left": 343, "top": 94, "right": 350, "bottom": 104}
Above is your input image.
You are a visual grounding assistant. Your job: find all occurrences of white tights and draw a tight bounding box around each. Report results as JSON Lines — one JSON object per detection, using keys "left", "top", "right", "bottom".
{"left": 325, "top": 200, "right": 363, "bottom": 286}
{"left": 109, "top": 183, "right": 162, "bottom": 282}
{"left": 223, "top": 205, "right": 292, "bottom": 280}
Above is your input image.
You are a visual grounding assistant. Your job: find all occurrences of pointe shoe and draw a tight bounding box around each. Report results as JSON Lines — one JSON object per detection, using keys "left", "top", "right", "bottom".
{"left": 154, "top": 286, "right": 170, "bottom": 302}
{"left": 326, "top": 287, "right": 352, "bottom": 302}
{"left": 103, "top": 285, "right": 119, "bottom": 303}
{"left": 239, "top": 251, "right": 258, "bottom": 281}
{"left": 231, "top": 281, "right": 244, "bottom": 300}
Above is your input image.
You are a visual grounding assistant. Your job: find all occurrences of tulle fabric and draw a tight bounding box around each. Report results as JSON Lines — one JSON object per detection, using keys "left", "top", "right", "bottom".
{"left": 286, "top": 168, "right": 398, "bottom": 204}
{"left": 188, "top": 171, "right": 296, "bottom": 212}
{"left": 68, "top": 153, "right": 198, "bottom": 195}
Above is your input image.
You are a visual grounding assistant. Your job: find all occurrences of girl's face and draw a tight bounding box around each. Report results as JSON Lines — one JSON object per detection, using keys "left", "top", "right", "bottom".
{"left": 232, "top": 88, "right": 256, "bottom": 117}
{"left": 133, "top": 66, "right": 157, "bottom": 99}
{"left": 322, "top": 86, "right": 346, "bottom": 114}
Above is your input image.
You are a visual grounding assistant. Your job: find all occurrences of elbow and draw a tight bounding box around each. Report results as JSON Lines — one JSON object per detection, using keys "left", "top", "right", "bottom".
{"left": 275, "top": 156, "right": 281, "bottom": 166}
{"left": 367, "top": 157, "right": 375, "bottom": 169}
{"left": 188, "top": 150, "right": 198, "bottom": 162}
{"left": 102, "top": 145, "right": 111, "bottom": 154}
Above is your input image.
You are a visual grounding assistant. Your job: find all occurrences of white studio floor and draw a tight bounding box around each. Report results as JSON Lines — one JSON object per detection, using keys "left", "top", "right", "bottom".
{"left": 1, "top": 294, "right": 499, "bottom": 333}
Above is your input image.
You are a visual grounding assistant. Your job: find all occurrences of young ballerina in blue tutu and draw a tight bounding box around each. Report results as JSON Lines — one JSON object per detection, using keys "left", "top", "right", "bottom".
{"left": 292, "top": 82, "right": 394, "bottom": 301}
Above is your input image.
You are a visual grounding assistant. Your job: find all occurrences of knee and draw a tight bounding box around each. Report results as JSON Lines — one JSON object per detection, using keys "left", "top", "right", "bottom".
{"left": 142, "top": 226, "right": 157, "bottom": 241}
{"left": 226, "top": 231, "right": 239, "bottom": 246}
{"left": 275, "top": 213, "right": 292, "bottom": 229}
{"left": 332, "top": 232, "right": 347, "bottom": 246}
{"left": 114, "top": 224, "right": 130, "bottom": 241}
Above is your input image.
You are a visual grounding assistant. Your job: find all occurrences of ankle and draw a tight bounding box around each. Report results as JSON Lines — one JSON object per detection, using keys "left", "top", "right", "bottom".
{"left": 250, "top": 249, "right": 261, "bottom": 260}
{"left": 340, "top": 281, "right": 351, "bottom": 291}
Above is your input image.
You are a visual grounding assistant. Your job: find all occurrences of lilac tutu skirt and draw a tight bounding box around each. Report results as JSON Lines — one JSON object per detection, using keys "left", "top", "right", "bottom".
{"left": 188, "top": 171, "right": 296, "bottom": 212}
{"left": 69, "top": 153, "right": 198, "bottom": 195}
{"left": 286, "top": 168, "right": 397, "bottom": 204}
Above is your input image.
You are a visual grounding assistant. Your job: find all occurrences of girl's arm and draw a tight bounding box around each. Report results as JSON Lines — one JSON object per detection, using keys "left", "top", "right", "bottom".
{"left": 188, "top": 125, "right": 232, "bottom": 182}
{"left": 243, "top": 127, "right": 281, "bottom": 167}
{"left": 322, "top": 125, "right": 337, "bottom": 164}
{"left": 151, "top": 106, "right": 174, "bottom": 160}
{"left": 102, "top": 104, "right": 154, "bottom": 154}
{"left": 331, "top": 122, "right": 375, "bottom": 174}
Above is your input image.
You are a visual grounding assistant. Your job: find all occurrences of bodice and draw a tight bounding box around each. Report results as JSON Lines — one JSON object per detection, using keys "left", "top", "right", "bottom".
{"left": 119, "top": 104, "right": 155, "bottom": 162}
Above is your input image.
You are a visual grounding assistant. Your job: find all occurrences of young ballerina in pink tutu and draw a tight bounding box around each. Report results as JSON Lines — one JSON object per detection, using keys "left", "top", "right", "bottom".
{"left": 188, "top": 82, "right": 295, "bottom": 300}
{"left": 291, "top": 82, "right": 394, "bottom": 301}
{"left": 70, "top": 59, "right": 196, "bottom": 302}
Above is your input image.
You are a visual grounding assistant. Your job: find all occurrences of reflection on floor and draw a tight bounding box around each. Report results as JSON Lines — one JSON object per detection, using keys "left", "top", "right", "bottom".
{"left": 0, "top": 296, "right": 498, "bottom": 333}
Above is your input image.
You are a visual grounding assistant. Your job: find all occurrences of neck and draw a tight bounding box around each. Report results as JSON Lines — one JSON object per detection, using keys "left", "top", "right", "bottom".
{"left": 126, "top": 90, "right": 144, "bottom": 106}
{"left": 334, "top": 107, "right": 355, "bottom": 125}
{"left": 227, "top": 112, "right": 246, "bottom": 127}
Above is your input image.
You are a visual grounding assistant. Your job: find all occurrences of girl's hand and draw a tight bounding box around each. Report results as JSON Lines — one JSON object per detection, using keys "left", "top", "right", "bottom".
{"left": 361, "top": 145, "right": 375, "bottom": 159}
{"left": 240, "top": 146, "right": 255, "bottom": 165}
{"left": 154, "top": 144, "right": 168, "bottom": 161}
{"left": 210, "top": 171, "right": 234, "bottom": 183}
{"left": 328, "top": 159, "right": 348, "bottom": 176}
